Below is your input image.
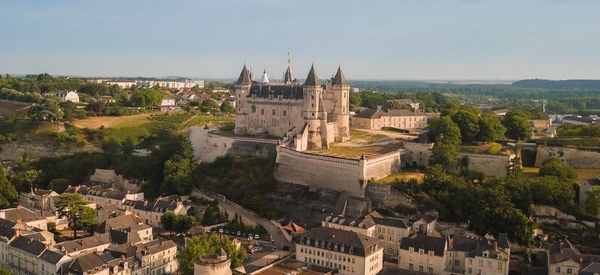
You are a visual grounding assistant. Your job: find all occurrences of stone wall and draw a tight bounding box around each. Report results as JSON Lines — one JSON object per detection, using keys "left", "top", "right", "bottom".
{"left": 189, "top": 127, "right": 277, "bottom": 163}
{"left": 535, "top": 146, "right": 600, "bottom": 169}
{"left": 274, "top": 147, "right": 402, "bottom": 198}
{"left": 402, "top": 142, "right": 433, "bottom": 168}
{"left": 365, "top": 184, "right": 416, "bottom": 210}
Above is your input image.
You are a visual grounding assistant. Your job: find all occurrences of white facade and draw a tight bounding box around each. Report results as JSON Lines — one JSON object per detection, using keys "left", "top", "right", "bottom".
{"left": 57, "top": 91, "right": 80, "bottom": 103}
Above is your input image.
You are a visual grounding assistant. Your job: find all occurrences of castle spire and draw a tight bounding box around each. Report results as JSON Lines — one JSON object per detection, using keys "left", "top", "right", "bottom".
{"left": 236, "top": 64, "right": 251, "bottom": 85}
{"left": 284, "top": 53, "right": 294, "bottom": 83}
{"left": 304, "top": 64, "right": 320, "bottom": 86}
{"left": 261, "top": 69, "right": 269, "bottom": 84}
{"left": 332, "top": 66, "right": 348, "bottom": 86}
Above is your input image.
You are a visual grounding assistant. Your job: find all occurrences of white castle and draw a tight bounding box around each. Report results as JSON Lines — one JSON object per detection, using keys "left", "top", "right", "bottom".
{"left": 234, "top": 59, "right": 351, "bottom": 151}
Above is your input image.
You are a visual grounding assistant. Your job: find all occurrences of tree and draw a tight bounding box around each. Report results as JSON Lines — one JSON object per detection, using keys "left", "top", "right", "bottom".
{"left": 49, "top": 178, "right": 70, "bottom": 193}
{"left": 160, "top": 212, "right": 176, "bottom": 235}
{"left": 530, "top": 176, "right": 575, "bottom": 206}
{"left": 173, "top": 214, "right": 196, "bottom": 234}
{"left": 0, "top": 167, "right": 18, "bottom": 208}
{"left": 163, "top": 156, "right": 195, "bottom": 195}
{"left": 0, "top": 269, "right": 12, "bottom": 275}
{"left": 503, "top": 110, "right": 532, "bottom": 142}
{"left": 538, "top": 158, "right": 577, "bottom": 180}
{"left": 477, "top": 113, "right": 506, "bottom": 143}
{"left": 219, "top": 101, "right": 234, "bottom": 114}
{"left": 450, "top": 110, "right": 480, "bottom": 143}
{"left": 428, "top": 117, "right": 461, "bottom": 169}
{"left": 199, "top": 99, "right": 220, "bottom": 113}
{"left": 54, "top": 193, "right": 98, "bottom": 238}
{"left": 30, "top": 99, "right": 64, "bottom": 122}
{"left": 177, "top": 234, "right": 246, "bottom": 275}
{"left": 584, "top": 187, "right": 600, "bottom": 216}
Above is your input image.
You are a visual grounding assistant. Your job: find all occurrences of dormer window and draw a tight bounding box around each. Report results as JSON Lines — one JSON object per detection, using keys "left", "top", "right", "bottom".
{"left": 334, "top": 244, "right": 338, "bottom": 251}
{"left": 321, "top": 241, "right": 325, "bottom": 249}
{"left": 300, "top": 237, "right": 305, "bottom": 244}
{"left": 314, "top": 239, "right": 319, "bottom": 247}
{"left": 349, "top": 246, "right": 354, "bottom": 254}
{"left": 341, "top": 244, "right": 345, "bottom": 252}
{"left": 327, "top": 242, "right": 332, "bottom": 249}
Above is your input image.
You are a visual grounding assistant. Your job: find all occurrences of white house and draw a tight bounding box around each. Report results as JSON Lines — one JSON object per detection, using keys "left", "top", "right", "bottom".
{"left": 57, "top": 90, "right": 80, "bottom": 103}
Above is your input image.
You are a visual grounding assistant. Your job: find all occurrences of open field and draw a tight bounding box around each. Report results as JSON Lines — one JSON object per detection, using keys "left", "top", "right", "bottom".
{"left": 71, "top": 113, "right": 156, "bottom": 129}
{"left": 0, "top": 101, "right": 31, "bottom": 116}
{"left": 377, "top": 171, "right": 425, "bottom": 183}
{"left": 521, "top": 166, "right": 599, "bottom": 182}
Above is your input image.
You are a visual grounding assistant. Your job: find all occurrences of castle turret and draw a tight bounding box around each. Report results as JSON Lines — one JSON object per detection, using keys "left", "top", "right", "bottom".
{"left": 261, "top": 70, "right": 269, "bottom": 84}
{"left": 331, "top": 66, "right": 350, "bottom": 141}
{"left": 234, "top": 65, "right": 252, "bottom": 135}
{"left": 302, "top": 65, "right": 328, "bottom": 149}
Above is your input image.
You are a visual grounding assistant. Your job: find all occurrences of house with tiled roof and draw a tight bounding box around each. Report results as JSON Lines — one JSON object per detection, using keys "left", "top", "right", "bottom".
{"left": 445, "top": 233, "right": 510, "bottom": 275}
{"left": 5, "top": 235, "right": 72, "bottom": 275}
{"left": 55, "top": 233, "right": 112, "bottom": 257}
{"left": 0, "top": 205, "right": 48, "bottom": 230}
{"left": 97, "top": 204, "right": 128, "bottom": 224}
{"left": 294, "top": 226, "right": 383, "bottom": 275}
{"left": 122, "top": 196, "right": 186, "bottom": 228}
{"left": 399, "top": 233, "right": 448, "bottom": 274}
{"left": 351, "top": 107, "right": 427, "bottom": 130}
{"left": 18, "top": 188, "right": 59, "bottom": 213}
{"left": 547, "top": 238, "right": 600, "bottom": 275}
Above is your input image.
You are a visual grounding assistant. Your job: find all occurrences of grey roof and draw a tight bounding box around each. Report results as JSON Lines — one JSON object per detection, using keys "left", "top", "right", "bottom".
{"left": 247, "top": 83, "right": 304, "bottom": 100}
{"left": 0, "top": 218, "right": 17, "bottom": 239}
{"left": 10, "top": 235, "right": 47, "bottom": 256}
{"left": 304, "top": 64, "right": 320, "bottom": 86}
{"left": 400, "top": 234, "right": 446, "bottom": 257}
{"left": 419, "top": 214, "right": 437, "bottom": 224}
{"left": 56, "top": 233, "right": 111, "bottom": 253}
{"left": 97, "top": 215, "right": 143, "bottom": 233}
{"left": 236, "top": 65, "right": 252, "bottom": 85}
{"left": 354, "top": 108, "right": 424, "bottom": 119}
{"left": 583, "top": 178, "right": 600, "bottom": 186}
{"left": 67, "top": 252, "right": 109, "bottom": 275}
{"left": 284, "top": 66, "right": 294, "bottom": 83}
{"left": 323, "top": 215, "right": 375, "bottom": 229}
{"left": 123, "top": 198, "right": 179, "bottom": 213}
{"left": 581, "top": 262, "right": 600, "bottom": 275}
{"left": 295, "top": 227, "right": 382, "bottom": 257}
{"left": 98, "top": 204, "right": 121, "bottom": 213}
{"left": 332, "top": 66, "right": 348, "bottom": 86}
{"left": 39, "top": 249, "right": 66, "bottom": 264}
{"left": 497, "top": 233, "right": 510, "bottom": 249}
{"left": 371, "top": 216, "right": 409, "bottom": 229}
{"left": 1, "top": 206, "right": 45, "bottom": 222}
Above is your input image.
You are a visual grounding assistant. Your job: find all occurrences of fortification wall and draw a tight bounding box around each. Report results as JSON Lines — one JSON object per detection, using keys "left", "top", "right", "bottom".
{"left": 189, "top": 127, "right": 277, "bottom": 163}
{"left": 402, "top": 142, "right": 433, "bottom": 168}
{"left": 274, "top": 147, "right": 366, "bottom": 197}
{"left": 460, "top": 153, "right": 515, "bottom": 177}
{"left": 535, "top": 146, "right": 600, "bottom": 169}
{"left": 364, "top": 151, "right": 402, "bottom": 180}
{"left": 366, "top": 184, "right": 416, "bottom": 210}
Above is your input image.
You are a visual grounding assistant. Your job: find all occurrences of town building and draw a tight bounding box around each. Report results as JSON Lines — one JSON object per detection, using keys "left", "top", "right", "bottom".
{"left": 250, "top": 258, "right": 337, "bottom": 275}
{"left": 234, "top": 60, "right": 350, "bottom": 150}
{"left": 122, "top": 196, "right": 187, "bottom": 228}
{"left": 294, "top": 227, "right": 383, "bottom": 275}
{"left": 97, "top": 204, "right": 127, "bottom": 224}
{"left": 0, "top": 205, "right": 48, "bottom": 230}
{"left": 57, "top": 90, "right": 80, "bottom": 103}
{"left": 547, "top": 239, "right": 600, "bottom": 275}
{"left": 18, "top": 188, "right": 59, "bottom": 214}
{"left": 445, "top": 233, "right": 511, "bottom": 275}
{"left": 579, "top": 174, "right": 600, "bottom": 206}
{"left": 351, "top": 107, "right": 428, "bottom": 130}
{"left": 398, "top": 233, "right": 447, "bottom": 274}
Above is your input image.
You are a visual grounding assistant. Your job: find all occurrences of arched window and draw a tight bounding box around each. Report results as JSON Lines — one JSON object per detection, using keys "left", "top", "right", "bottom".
{"left": 251, "top": 105, "right": 257, "bottom": 113}
{"left": 272, "top": 109, "right": 276, "bottom": 116}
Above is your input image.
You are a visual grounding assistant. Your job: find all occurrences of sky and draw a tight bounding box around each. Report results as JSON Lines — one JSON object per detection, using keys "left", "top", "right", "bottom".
{"left": 1, "top": 0, "right": 599, "bottom": 80}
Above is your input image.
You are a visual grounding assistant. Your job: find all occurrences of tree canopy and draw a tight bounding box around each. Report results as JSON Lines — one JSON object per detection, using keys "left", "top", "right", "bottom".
{"left": 0, "top": 167, "right": 18, "bottom": 208}
{"left": 55, "top": 193, "right": 98, "bottom": 237}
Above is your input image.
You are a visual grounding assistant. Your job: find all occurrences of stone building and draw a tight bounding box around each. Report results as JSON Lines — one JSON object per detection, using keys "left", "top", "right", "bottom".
{"left": 351, "top": 108, "right": 427, "bottom": 130}
{"left": 194, "top": 248, "right": 232, "bottom": 275}
{"left": 233, "top": 60, "right": 350, "bottom": 150}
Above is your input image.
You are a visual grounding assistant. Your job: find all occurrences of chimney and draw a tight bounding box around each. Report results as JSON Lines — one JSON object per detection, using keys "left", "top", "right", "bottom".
{"left": 376, "top": 105, "right": 382, "bottom": 111}
{"left": 16, "top": 218, "right": 22, "bottom": 224}
{"left": 121, "top": 254, "right": 126, "bottom": 261}
{"left": 560, "top": 242, "right": 565, "bottom": 251}
{"left": 476, "top": 242, "right": 480, "bottom": 250}
{"left": 493, "top": 242, "right": 498, "bottom": 251}
{"left": 41, "top": 209, "right": 45, "bottom": 218}
{"left": 414, "top": 106, "right": 417, "bottom": 114}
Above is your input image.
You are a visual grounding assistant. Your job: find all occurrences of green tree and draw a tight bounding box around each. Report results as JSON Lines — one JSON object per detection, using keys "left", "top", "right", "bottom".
{"left": 0, "top": 268, "right": 12, "bottom": 275}
{"left": 584, "top": 187, "right": 600, "bottom": 216}
{"left": 450, "top": 109, "right": 480, "bottom": 143}
{"left": 219, "top": 101, "right": 234, "bottom": 114}
{"left": 200, "top": 99, "right": 220, "bottom": 113}
{"left": 530, "top": 176, "right": 575, "bottom": 206}
{"left": 49, "top": 178, "right": 70, "bottom": 193}
{"left": 55, "top": 193, "right": 98, "bottom": 238}
{"left": 477, "top": 113, "right": 506, "bottom": 143}
{"left": 30, "top": 99, "right": 64, "bottom": 122}
{"left": 160, "top": 212, "right": 176, "bottom": 235}
{"left": 503, "top": 110, "right": 532, "bottom": 142}
{"left": 0, "top": 167, "right": 18, "bottom": 208}
{"left": 177, "top": 234, "right": 246, "bottom": 275}
{"left": 538, "top": 158, "right": 577, "bottom": 180}
{"left": 163, "top": 156, "right": 195, "bottom": 195}
{"left": 428, "top": 117, "right": 461, "bottom": 169}
{"left": 173, "top": 214, "right": 196, "bottom": 234}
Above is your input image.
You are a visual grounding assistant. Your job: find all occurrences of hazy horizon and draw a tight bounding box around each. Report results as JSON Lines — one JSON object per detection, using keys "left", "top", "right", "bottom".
{"left": 2, "top": 1, "right": 599, "bottom": 80}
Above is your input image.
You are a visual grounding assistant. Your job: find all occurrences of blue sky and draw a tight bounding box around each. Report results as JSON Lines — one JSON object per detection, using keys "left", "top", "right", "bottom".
{"left": 1, "top": 0, "right": 599, "bottom": 80}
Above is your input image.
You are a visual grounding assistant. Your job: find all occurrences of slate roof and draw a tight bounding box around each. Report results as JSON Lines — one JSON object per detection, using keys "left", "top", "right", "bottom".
{"left": 0, "top": 218, "right": 17, "bottom": 239}
{"left": 123, "top": 198, "right": 180, "bottom": 213}
{"left": 332, "top": 66, "right": 348, "bottom": 86}
{"left": 400, "top": 234, "right": 446, "bottom": 257}
{"left": 98, "top": 204, "right": 121, "bottom": 213}
{"left": 370, "top": 216, "right": 409, "bottom": 229}
{"left": 323, "top": 215, "right": 376, "bottom": 229}
{"left": 354, "top": 108, "right": 425, "bottom": 119}
{"left": 236, "top": 65, "right": 252, "bottom": 85}
{"left": 97, "top": 215, "right": 143, "bottom": 233}
{"left": 39, "top": 249, "right": 67, "bottom": 264}
{"left": 67, "top": 252, "right": 109, "bottom": 275}
{"left": 247, "top": 83, "right": 304, "bottom": 100}
{"left": 56, "top": 233, "right": 111, "bottom": 253}
{"left": 581, "top": 262, "right": 600, "bottom": 275}
{"left": 1, "top": 206, "right": 45, "bottom": 222}
{"left": 304, "top": 64, "right": 320, "bottom": 86}
{"left": 583, "top": 178, "right": 600, "bottom": 186}
{"left": 10, "top": 235, "right": 47, "bottom": 256}
{"left": 295, "top": 227, "right": 382, "bottom": 257}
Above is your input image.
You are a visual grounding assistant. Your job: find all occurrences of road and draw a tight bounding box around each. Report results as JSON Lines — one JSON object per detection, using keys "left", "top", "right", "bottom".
{"left": 191, "top": 188, "right": 292, "bottom": 250}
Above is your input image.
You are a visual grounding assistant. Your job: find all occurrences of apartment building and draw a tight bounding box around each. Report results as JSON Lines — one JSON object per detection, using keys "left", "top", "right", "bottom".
{"left": 399, "top": 233, "right": 448, "bottom": 274}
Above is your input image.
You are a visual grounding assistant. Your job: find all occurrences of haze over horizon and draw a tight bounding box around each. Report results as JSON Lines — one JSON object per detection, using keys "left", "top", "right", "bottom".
{"left": 1, "top": 1, "right": 599, "bottom": 81}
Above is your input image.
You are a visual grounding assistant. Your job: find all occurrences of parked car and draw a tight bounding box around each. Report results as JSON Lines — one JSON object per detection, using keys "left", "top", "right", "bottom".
{"left": 254, "top": 234, "right": 260, "bottom": 239}
{"left": 237, "top": 231, "right": 241, "bottom": 236}
{"left": 218, "top": 229, "right": 223, "bottom": 234}
{"left": 224, "top": 229, "right": 230, "bottom": 234}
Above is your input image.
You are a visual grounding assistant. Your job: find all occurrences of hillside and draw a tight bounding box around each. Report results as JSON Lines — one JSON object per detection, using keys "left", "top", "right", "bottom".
{"left": 512, "top": 79, "right": 600, "bottom": 90}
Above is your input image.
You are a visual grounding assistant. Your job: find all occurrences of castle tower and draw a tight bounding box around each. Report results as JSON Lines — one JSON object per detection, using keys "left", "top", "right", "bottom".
{"left": 234, "top": 65, "right": 252, "bottom": 135}
{"left": 194, "top": 249, "right": 232, "bottom": 275}
{"left": 331, "top": 66, "right": 351, "bottom": 142}
{"left": 283, "top": 53, "right": 294, "bottom": 84}
{"left": 302, "top": 65, "right": 328, "bottom": 149}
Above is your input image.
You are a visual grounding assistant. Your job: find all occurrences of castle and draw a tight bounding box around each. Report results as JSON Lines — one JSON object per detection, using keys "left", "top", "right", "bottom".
{"left": 234, "top": 60, "right": 350, "bottom": 150}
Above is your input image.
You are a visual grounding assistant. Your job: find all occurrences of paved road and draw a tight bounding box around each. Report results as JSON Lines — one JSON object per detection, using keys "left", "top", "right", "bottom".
{"left": 191, "top": 188, "right": 292, "bottom": 250}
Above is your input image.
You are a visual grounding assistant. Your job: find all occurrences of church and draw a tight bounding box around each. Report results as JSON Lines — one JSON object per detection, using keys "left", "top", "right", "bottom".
{"left": 234, "top": 60, "right": 351, "bottom": 151}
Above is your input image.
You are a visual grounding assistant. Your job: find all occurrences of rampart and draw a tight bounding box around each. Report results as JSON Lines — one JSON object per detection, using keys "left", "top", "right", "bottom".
{"left": 189, "top": 127, "right": 277, "bottom": 162}
{"left": 535, "top": 146, "right": 600, "bottom": 169}
{"left": 274, "top": 146, "right": 401, "bottom": 198}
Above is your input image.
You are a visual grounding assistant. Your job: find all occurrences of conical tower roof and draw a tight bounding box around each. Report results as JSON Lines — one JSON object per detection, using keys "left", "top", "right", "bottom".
{"left": 261, "top": 69, "right": 269, "bottom": 84}
{"left": 332, "top": 66, "right": 348, "bottom": 86}
{"left": 284, "top": 66, "right": 293, "bottom": 83}
{"left": 304, "top": 64, "right": 320, "bottom": 86}
{"left": 236, "top": 64, "right": 252, "bottom": 85}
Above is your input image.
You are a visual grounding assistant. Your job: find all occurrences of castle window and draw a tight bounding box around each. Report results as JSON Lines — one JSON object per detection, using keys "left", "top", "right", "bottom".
{"left": 312, "top": 95, "right": 315, "bottom": 100}
{"left": 344, "top": 92, "right": 346, "bottom": 98}
{"left": 261, "top": 109, "right": 265, "bottom": 115}
{"left": 272, "top": 109, "right": 276, "bottom": 116}
{"left": 312, "top": 112, "right": 315, "bottom": 117}
{"left": 251, "top": 105, "right": 256, "bottom": 113}
{"left": 283, "top": 110, "right": 287, "bottom": 116}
